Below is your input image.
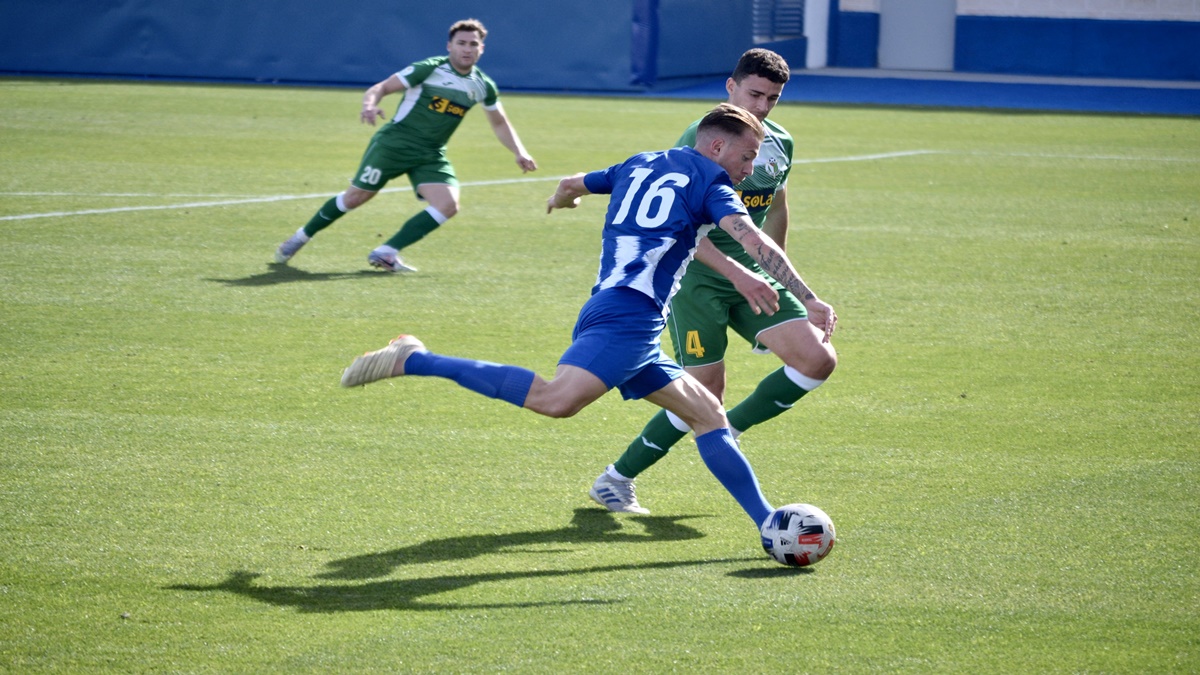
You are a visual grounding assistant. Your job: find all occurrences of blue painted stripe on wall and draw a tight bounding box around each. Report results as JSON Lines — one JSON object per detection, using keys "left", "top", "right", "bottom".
{"left": 830, "top": 11, "right": 880, "bottom": 68}
{"left": 955, "top": 16, "right": 1200, "bottom": 81}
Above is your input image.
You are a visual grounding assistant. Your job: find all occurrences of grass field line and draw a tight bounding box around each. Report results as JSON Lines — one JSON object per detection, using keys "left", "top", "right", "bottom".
{"left": 2, "top": 150, "right": 931, "bottom": 223}
{"left": 0, "top": 176, "right": 559, "bottom": 223}
{"left": 2, "top": 192, "right": 267, "bottom": 198}
{"left": 966, "top": 151, "right": 1200, "bottom": 162}
{"left": 5, "top": 147, "right": 1189, "bottom": 223}
{"left": 794, "top": 149, "right": 939, "bottom": 164}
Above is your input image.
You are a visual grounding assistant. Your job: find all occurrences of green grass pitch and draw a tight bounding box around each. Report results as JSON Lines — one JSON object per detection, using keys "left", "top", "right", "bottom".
{"left": 1, "top": 78, "right": 1197, "bottom": 671}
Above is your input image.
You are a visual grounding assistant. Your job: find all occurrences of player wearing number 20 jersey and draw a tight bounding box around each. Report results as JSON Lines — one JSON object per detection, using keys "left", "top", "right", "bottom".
{"left": 272, "top": 19, "right": 537, "bottom": 273}
{"left": 370, "top": 55, "right": 498, "bottom": 157}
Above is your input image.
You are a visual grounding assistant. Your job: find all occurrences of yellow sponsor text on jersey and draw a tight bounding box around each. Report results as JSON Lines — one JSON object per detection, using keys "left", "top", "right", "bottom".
{"left": 429, "top": 96, "right": 468, "bottom": 118}
{"left": 736, "top": 188, "right": 775, "bottom": 211}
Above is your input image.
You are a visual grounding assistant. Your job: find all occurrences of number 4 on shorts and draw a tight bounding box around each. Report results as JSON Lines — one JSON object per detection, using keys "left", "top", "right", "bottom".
{"left": 685, "top": 330, "right": 705, "bottom": 358}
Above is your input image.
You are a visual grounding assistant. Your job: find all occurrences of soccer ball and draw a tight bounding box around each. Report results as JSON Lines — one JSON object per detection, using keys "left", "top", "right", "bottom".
{"left": 760, "top": 503, "right": 836, "bottom": 567}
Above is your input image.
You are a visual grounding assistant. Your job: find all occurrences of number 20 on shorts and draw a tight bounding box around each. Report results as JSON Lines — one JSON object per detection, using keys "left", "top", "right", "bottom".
{"left": 358, "top": 165, "right": 382, "bottom": 187}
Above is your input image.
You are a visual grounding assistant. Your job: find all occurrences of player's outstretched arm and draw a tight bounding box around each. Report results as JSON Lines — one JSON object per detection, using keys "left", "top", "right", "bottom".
{"left": 361, "top": 75, "right": 406, "bottom": 125}
{"left": 694, "top": 238, "right": 779, "bottom": 316}
{"left": 485, "top": 104, "right": 537, "bottom": 172}
{"left": 546, "top": 173, "right": 590, "bottom": 214}
{"left": 719, "top": 213, "right": 837, "bottom": 341}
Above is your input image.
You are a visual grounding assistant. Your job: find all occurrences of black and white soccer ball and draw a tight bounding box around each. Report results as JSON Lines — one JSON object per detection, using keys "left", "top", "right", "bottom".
{"left": 760, "top": 503, "right": 836, "bottom": 567}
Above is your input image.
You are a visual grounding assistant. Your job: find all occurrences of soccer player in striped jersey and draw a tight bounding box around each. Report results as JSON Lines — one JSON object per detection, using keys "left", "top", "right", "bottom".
{"left": 273, "top": 18, "right": 537, "bottom": 272}
{"left": 590, "top": 49, "right": 838, "bottom": 514}
{"left": 340, "top": 104, "right": 834, "bottom": 534}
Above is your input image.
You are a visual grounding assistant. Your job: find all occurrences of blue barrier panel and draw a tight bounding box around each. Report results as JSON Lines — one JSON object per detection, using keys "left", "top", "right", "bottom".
{"left": 829, "top": 10, "right": 879, "bottom": 68}
{"left": 0, "top": 0, "right": 641, "bottom": 90}
{"left": 955, "top": 15, "right": 1200, "bottom": 81}
{"left": 655, "top": 0, "right": 753, "bottom": 84}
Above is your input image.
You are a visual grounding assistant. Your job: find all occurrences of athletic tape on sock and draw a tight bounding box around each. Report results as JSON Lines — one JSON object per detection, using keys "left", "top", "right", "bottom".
{"left": 784, "top": 365, "right": 825, "bottom": 392}
{"left": 665, "top": 410, "right": 691, "bottom": 432}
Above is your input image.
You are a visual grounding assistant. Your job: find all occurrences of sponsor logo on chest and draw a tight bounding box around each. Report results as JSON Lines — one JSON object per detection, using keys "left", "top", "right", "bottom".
{"left": 428, "top": 96, "right": 468, "bottom": 117}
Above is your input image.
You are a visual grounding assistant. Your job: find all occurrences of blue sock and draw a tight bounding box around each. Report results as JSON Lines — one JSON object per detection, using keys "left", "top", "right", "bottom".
{"left": 404, "top": 352, "right": 535, "bottom": 408}
{"left": 694, "top": 428, "right": 773, "bottom": 529}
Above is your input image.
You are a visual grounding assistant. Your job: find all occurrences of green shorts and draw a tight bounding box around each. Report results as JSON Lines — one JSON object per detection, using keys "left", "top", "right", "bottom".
{"left": 666, "top": 267, "right": 808, "bottom": 367}
{"left": 350, "top": 138, "right": 458, "bottom": 194}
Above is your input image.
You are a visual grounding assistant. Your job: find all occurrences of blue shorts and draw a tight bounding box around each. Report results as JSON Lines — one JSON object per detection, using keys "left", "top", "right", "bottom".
{"left": 559, "top": 287, "right": 684, "bottom": 400}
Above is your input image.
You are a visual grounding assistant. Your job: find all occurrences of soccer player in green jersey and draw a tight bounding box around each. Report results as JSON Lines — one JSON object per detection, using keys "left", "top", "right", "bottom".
{"left": 589, "top": 48, "right": 839, "bottom": 514}
{"left": 273, "top": 18, "right": 537, "bottom": 272}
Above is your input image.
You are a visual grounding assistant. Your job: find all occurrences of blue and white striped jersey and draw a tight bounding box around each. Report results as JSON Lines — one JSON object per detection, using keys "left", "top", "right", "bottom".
{"left": 582, "top": 146, "right": 747, "bottom": 312}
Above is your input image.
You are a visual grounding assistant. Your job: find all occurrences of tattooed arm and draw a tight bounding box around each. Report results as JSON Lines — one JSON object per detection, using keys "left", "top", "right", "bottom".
{"left": 717, "top": 212, "right": 838, "bottom": 341}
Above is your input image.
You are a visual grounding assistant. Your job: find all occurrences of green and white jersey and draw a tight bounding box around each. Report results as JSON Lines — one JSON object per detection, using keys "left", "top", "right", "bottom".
{"left": 677, "top": 117, "right": 793, "bottom": 272}
{"left": 377, "top": 55, "right": 499, "bottom": 151}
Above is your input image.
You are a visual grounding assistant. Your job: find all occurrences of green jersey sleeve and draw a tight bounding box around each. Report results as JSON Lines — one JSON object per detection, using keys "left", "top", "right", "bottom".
{"left": 480, "top": 71, "right": 500, "bottom": 108}
{"left": 396, "top": 57, "right": 440, "bottom": 88}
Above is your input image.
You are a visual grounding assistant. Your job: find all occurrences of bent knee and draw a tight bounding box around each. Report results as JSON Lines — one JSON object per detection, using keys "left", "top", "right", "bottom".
{"left": 342, "top": 189, "right": 376, "bottom": 209}
{"left": 425, "top": 198, "right": 459, "bottom": 220}
{"left": 536, "top": 400, "right": 586, "bottom": 419}
{"left": 527, "top": 392, "right": 590, "bottom": 419}
{"left": 785, "top": 346, "right": 836, "bottom": 382}
{"left": 813, "top": 348, "right": 838, "bottom": 379}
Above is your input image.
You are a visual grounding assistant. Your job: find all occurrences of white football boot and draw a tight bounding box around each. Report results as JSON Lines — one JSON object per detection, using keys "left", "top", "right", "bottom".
{"left": 340, "top": 335, "right": 426, "bottom": 387}
{"left": 589, "top": 466, "right": 650, "bottom": 514}
{"left": 367, "top": 248, "right": 418, "bottom": 273}
{"left": 273, "top": 229, "right": 310, "bottom": 263}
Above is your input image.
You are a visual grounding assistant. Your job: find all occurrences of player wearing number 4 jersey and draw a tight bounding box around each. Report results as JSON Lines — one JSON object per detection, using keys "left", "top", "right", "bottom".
{"left": 591, "top": 48, "right": 838, "bottom": 515}
{"left": 273, "top": 18, "right": 537, "bottom": 272}
{"left": 340, "top": 103, "right": 834, "bottom": 535}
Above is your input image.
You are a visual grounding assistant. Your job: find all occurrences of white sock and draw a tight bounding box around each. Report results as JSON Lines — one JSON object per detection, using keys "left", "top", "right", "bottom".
{"left": 605, "top": 465, "right": 632, "bottom": 482}
{"left": 784, "top": 365, "right": 825, "bottom": 391}
{"left": 665, "top": 410, "right": 691, "bottom": 432}
{"left": 425, "top": 205, "right": 449, "bottom": 224}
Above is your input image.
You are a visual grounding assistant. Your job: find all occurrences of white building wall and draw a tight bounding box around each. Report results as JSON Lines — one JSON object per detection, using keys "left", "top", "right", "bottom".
{"left": 841, "top": 0, "right": 1200, "bottom": 20}
{"left": 957, "top": 0, "right": 1200, "bottom": 20}
{"left": 840, "top": 0, "right": 881, "bottom": 11}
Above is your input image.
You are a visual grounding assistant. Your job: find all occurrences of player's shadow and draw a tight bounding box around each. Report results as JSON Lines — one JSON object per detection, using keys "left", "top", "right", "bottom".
{"left": 319, "top": 507, "right": 711, "bottom": 580}
{"left": 168, "top": 557, "right": 749, "bottom": 614}
{"left": 205, "top": 263, "right": 382, "bottom": 287}
{"left": 167, "top": 509, "right": 754, "bottom": 614}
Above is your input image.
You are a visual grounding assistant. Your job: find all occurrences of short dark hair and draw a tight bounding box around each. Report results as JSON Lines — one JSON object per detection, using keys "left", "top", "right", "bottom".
{"left": 697, "top": 103, "right": 764, "bottom": 142}
{"left": 449, "top": 19, "right": 487, "bottom": 41}
{"left": 731, "top": 48, "right": 789, "bottom": 84}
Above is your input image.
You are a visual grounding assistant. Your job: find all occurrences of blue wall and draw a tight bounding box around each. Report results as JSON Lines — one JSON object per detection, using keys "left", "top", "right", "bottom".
{"left": 0, "top": 0, "right": 635, "bottom": 90}
{"left": 827, "top": 8, "right": 1199, "bottom": 81}
{"left": 955, "top": 16, "right": 1200, "bottom": 81}
{"left": 656, "top": 0, "right": 754, "bottom": 84}
{"left": 0, "top": 0, "right": 757, "bottom": 91}
{"left": 829, "top": 11, "right": 880, "bottom": 69}
{"left": 6, "top": 1, "right": 1194, "bottom": 86}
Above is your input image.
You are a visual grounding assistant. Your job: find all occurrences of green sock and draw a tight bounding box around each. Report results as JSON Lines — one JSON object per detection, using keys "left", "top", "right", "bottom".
{"left": 726, "top": 366, "right": 810, "bottom": 434}
{"left": 613, "top": 409, "right": 688, "bottom": 479}
{"left": 302, "top": 197, "right": 347, "bottom": 237}
{"left": 385, "top": 210, "right": 440, "bottom": 251}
